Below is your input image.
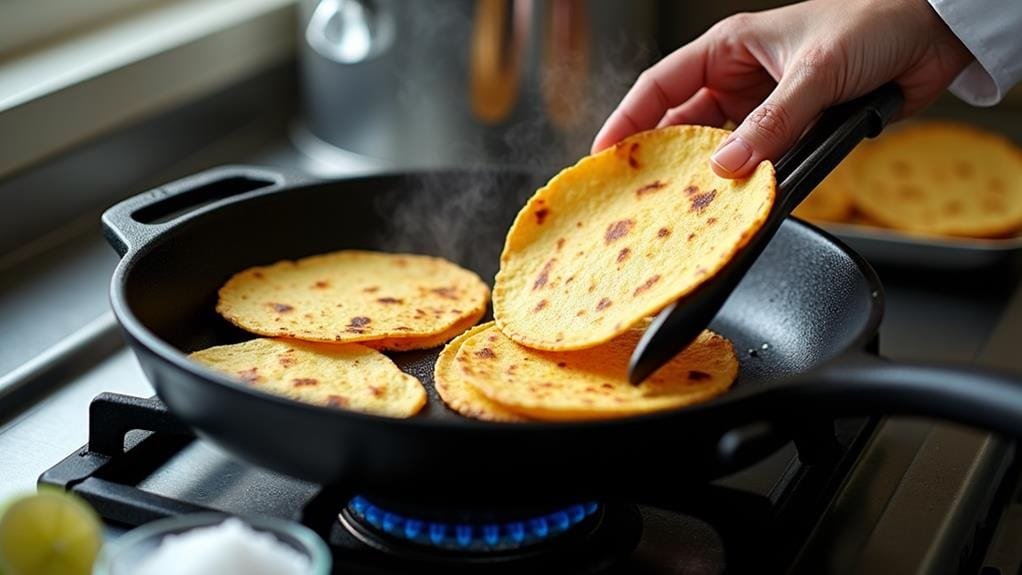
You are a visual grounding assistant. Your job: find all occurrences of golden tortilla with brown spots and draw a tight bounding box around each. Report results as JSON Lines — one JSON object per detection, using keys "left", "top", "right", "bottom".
{"left": 189, "top": 338, "right": 426, "bottom": 418}
{"left": 216, "top": 250, "right": 489, "bottom": 344}
{"left": 493, "top": 125, "right": 775, "bottom": 350}
{"left": 854, "top": 122, "right": 1022, "bottom": 237}
{"left": 793, "top": 145, "right": 865, "bottom": 222}
{"left": 434, "top": 322, "right": 529, "bottom": 422}
{"left": 454, "top": 324, "right": 737, "bottom": 421}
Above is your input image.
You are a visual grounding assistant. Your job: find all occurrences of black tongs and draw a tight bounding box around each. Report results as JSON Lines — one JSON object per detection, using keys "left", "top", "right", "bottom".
{"left": 628, "top": 83, "right": 904, "bottom": 385}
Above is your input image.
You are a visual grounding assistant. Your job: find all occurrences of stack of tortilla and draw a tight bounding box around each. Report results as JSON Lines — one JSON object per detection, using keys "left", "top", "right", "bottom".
{"left": 794, "top": 122, "right": 1022, "bottom": 238}
{"left": 192, "top": 251, "right": 490, "bottom": 418}
{"left": 436, "top": 125, "right": 776, "bottom": 421}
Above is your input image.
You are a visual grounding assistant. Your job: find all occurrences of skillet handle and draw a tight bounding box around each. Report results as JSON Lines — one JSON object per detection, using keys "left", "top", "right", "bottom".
{"left": 770, "top": 355, "right": 1022, "bottom": 438}
{"left": 102, "top": 165, "right": 316, "bottom": 257}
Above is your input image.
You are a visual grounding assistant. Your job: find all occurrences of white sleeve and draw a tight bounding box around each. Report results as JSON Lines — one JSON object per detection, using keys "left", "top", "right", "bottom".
{"left": 927, "top": 0, "right": 1022, "bottom": 106}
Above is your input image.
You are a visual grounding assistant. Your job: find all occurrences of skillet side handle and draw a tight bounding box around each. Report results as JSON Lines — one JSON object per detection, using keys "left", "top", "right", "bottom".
{"left": 101, "top": 165, "right": 316, "bottom": 257}
{"left": 774, "top": 356, "right": 1022, "bottom": 438}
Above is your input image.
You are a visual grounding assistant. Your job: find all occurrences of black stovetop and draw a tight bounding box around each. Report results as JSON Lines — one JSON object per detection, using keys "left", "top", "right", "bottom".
{"left": 41, "top": 390, "right": 875, "bottom": 574}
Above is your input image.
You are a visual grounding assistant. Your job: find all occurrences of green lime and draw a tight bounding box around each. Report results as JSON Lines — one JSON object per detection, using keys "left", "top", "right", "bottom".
{"left": 0, "top": 489, "right": 102, "bottom": 575}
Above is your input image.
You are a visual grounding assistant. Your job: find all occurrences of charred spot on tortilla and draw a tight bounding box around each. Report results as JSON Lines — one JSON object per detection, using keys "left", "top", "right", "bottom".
{"left": 237, "top": 367, "right": 260, "bottom": 383}
{"left": 636, "top": 180, "right": 668, "bottom": 197}
{"left": 688, "top": 189, "right": 717, "bottom": 212}
{"left": 345, "top": 316, "right": 371, "bottom": 334}
{"left": 533, "top": 259, "right": 555, "bottom": 290}
{"left": 432, "top": 286, "right": 459, "bottom": 300}
{"left": 633, "top": 275, "right": 661, "bottom": 297}
{"left": 327, "top": 395, "right": 350, "bottom": 407}
{"left": 604, "top": 219, "right": 634, "bottom": 244}
{"left": 627, "top": 142, "right": 641, "bottom": 168}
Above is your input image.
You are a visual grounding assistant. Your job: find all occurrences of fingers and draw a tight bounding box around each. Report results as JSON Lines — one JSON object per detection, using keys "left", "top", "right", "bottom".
{"left": 591, "top": 38, "right": 710, "bottom": 153}
{"left": 711, "top": 47, "right": 838, "bottom": 178}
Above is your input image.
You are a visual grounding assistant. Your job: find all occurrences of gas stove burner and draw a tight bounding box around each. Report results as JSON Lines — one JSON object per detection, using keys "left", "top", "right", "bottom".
{"left": 341, "top": 496, "right": 602, "bottom": 553}
{"left": 336, "top": 497, "right": 642, "bottom": 572}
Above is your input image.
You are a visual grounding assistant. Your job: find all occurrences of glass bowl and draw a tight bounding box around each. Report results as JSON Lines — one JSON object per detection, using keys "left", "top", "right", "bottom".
{"left": 92, "top": 513, "right": 331, "bottom": 575}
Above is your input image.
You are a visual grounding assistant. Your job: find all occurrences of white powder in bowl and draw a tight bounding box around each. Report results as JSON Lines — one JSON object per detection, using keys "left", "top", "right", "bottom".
{"left": 132, "top": 518, "right": 311, "bottom": 575}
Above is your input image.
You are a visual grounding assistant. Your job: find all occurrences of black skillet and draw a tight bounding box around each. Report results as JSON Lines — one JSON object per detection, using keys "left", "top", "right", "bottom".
{"left": 102, "top": 90, "right": 1022, "bottom": 507}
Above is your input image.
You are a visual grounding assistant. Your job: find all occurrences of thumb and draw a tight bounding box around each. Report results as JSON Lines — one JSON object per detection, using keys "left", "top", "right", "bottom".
{"left": 711, "top": 55, "right": 837, "bottom": 178}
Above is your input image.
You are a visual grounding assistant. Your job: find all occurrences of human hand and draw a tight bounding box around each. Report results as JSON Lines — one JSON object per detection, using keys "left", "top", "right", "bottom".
{"left": 592, "top": 0, "right": 973, "bottom": 178}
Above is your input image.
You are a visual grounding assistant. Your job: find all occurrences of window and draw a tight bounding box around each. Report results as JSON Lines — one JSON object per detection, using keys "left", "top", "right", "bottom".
{"left": 0, "top": 0, "right": 159, "bottom": 57}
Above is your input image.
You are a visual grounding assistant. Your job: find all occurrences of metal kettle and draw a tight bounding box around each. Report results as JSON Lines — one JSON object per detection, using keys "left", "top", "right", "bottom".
{"left": 297, "top": 0, "right": 660, "bottom": 170}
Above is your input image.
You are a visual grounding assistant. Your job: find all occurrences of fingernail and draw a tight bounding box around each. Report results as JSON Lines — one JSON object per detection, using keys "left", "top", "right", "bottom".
{"left": 711, "top": 137, "right": 753, "bottom": 175}
{"left": 591, "top": 124, "right": 614, "bottom": 153}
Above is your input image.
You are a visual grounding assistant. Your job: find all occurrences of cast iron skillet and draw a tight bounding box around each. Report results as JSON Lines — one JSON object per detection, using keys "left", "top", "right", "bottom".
{"left": 102, "top": 164, "right": 1022, "bottom": 506}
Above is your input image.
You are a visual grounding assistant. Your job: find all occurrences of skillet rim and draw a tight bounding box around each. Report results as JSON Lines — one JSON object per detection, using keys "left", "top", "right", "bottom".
{"left": 106, "top": 171, "right": 886, "bottom": 432}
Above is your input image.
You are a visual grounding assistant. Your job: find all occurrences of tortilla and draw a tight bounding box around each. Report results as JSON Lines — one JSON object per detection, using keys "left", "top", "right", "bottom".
{"left": 455, "top": 324, "right": 737, "bottom": 421}
{"left": 363, "top": 313, "right": 483, "bottom": 352}
{"left": 492, "top": 125, "right": 775, "bottom": 351}
{"left": 853, "top": 123, "right": 1022, "bottom": 237}
{"left": 189, "top": 338, "right": 426, "bottom": 418}
{"left": 792, "top": 146, "right": 864, "bottom": 222}
{"left": 217, "top": 250, "right": 489, "bottom": 343}
{"left": 434, "top": 322, "right": 529, "bottom": 422}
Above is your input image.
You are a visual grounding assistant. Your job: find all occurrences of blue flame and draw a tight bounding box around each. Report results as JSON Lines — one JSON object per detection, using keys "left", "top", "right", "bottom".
{"left": 347, "top": 496, "right": 601, "bottom": 551}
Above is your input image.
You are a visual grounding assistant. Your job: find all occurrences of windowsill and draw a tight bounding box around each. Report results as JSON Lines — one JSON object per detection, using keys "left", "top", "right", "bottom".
{"left": 0, "top": 0, "right": 297, "bottom": 180}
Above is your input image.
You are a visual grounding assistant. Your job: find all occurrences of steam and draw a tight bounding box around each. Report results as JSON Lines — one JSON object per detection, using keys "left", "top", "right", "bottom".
{"left": 375, "top": 170, "right": 509, "bottom": 265}
{"left": 374, "top": 2, "right": 660, "bottom": 275}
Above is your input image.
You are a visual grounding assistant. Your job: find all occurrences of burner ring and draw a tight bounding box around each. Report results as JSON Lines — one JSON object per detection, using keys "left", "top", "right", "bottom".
{"left": 340, "top": 497, "right": 602, "bottom": 555}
